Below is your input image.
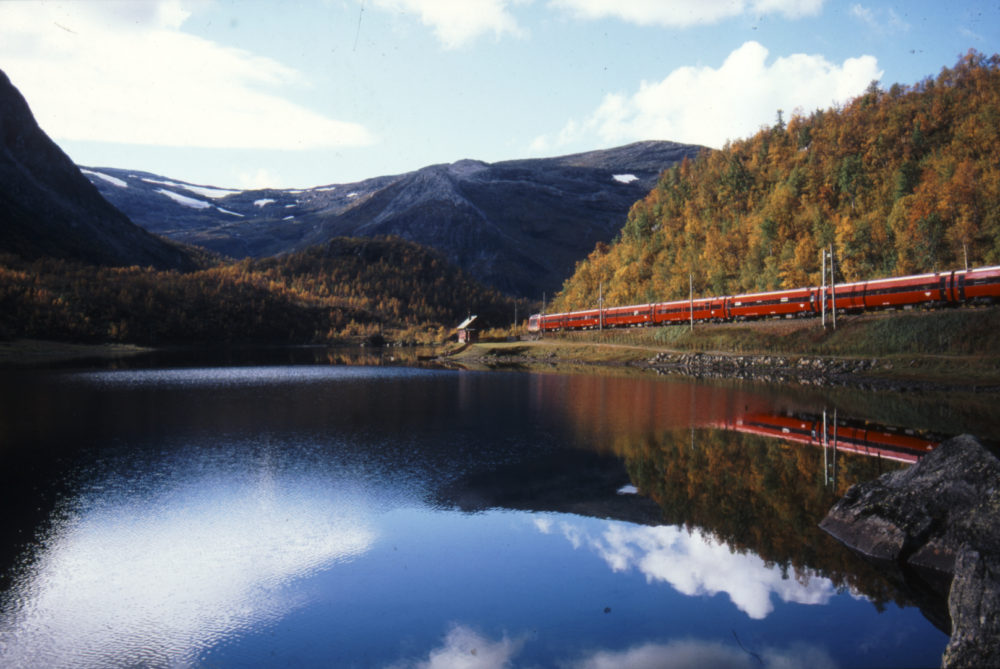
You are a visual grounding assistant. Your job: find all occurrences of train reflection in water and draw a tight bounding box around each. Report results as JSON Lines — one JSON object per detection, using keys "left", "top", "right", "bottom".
{"left": 718, "top": 410, "right": 943, "bottom": 465}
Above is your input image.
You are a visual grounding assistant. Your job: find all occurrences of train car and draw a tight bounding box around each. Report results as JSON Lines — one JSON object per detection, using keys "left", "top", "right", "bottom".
{"left": 604, "top": 303, "right": 655, "bottom": 327}
{"left": 860, "top": 271, "right": 947, "bottom": 310}
{"left": 953, "top": 265, "right": 1000, "bottom": 303}
{"left": 533, "top": 309, "right": 600, "bottom": 331}
{"left": 525, "top": 265, "right": 1000, "bottom": 334}
{"left": 727, "top": 286, "right": 813, "bottom": 320}
{"left": 652, "top": 296, "right": 727, "bottom": 325}
{"left": 820, "top": 279, "right": 867, "bottom": 313}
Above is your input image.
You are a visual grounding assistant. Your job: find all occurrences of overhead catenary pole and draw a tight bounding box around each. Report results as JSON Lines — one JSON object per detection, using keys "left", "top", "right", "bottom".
{"left": 541, "top": 292, "right": 545, "bottom": 339}
{"left": 830, "top": 243, "right": 837, "bottom": 330}
{"left": 832, "top": 408, "right": 839, "bottom": 487}
{"left": 821, "top": 249, "right": 826, "bottom": 328}
{"left": 599, "top": 281, "right": 604, "bottom": 331}
{"left": 823, "top": 408, "right": 829, "bottom": 485}
{"left": 689, "top": 273, "right": 694, "bottom": 331}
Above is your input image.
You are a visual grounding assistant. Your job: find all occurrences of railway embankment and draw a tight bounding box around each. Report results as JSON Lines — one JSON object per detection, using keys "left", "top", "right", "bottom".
{"left": 449, "top": 306, "right": 1000, "bottom": 391}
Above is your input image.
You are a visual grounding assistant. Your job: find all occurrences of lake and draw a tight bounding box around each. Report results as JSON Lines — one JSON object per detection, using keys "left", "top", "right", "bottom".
{"left": 1, "top": 352, "right": 994, "bottom": 668}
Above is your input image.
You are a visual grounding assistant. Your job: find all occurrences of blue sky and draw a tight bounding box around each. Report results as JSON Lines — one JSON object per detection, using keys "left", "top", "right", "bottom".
{"left": 1, "top": 1, "right": 997, "bottom": 189}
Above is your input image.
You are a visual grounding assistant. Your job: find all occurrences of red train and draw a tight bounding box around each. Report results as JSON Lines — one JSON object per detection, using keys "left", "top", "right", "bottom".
{"left": 528, "top": 265, "right": 1000, "bottom": 332}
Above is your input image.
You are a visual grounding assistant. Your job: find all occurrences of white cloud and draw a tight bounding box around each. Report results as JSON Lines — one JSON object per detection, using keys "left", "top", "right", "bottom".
{"left": 0, "top": 1, "right": 374, "bottom": 150}
{"left": 372, "top": 0, "right": 526, "bottom": 49}
{"left": 532, "top": 41, "right": 881, "bottom": 152}
{"left": 238, "top": 167, "right": 289, "bottom": 190}
{"left": 548, "top": 0, "right": 825, "bottom": 28}
{"left": 850, "top": 3, "right": 910, "bottom": 33}
{"left": 849, "top": 3, "right": 877, "bottom": 28}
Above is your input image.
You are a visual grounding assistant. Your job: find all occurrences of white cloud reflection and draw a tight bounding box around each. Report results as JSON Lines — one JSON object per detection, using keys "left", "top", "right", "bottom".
{"left": 569, "top": 638, "right": 838, "bottom": 669}
{"left": 402, "top": 623, "right": 525, "bottom": 669}
{"left": 0, "top": 462, "right": 376, "bottom": 668}
{"left": 392, "top": 624, "right": 837, "bottom": 669}
{"left": 535, "top": 517, "right": 836, "bottom": 619}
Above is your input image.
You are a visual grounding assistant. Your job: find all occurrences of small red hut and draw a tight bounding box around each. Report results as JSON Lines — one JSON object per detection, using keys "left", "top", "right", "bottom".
{"left": 457, "top": 315, "right": 478, "bottom": 343}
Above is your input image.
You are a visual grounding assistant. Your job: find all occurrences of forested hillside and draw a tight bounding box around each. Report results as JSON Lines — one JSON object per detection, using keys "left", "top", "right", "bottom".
{"left": 552, "top": 51, "right": 1000, "bottom": 311}
{"left": 0, "top": 237, "right": 522, "bottom": 345}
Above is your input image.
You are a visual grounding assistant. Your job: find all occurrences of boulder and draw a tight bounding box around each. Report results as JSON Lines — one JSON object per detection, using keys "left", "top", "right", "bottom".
{"left": 820, "top": 434, "right": 1000, "bottom": 668}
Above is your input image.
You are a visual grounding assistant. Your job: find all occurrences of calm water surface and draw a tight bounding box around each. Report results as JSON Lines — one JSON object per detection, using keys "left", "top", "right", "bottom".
{"left": 0, "top": 355, "right": 990, "bottom": 668}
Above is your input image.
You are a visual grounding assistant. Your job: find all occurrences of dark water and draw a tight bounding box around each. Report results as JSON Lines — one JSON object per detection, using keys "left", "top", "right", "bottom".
{"left": 0, "top": 355, "right": 990, "bottom": 668}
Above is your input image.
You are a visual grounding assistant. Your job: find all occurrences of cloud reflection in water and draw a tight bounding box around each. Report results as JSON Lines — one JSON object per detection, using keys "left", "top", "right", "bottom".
{"left": 569, "top": 638, "right": 838, "bottom": 669}
{"left": 535, "top": 517, "right": 837, "bottom": 620}
{"left": 392, "top": 624, "right": 836, "bottom": 669}
{"left": 0, "top": 452, "right": 377, "bottom": 668}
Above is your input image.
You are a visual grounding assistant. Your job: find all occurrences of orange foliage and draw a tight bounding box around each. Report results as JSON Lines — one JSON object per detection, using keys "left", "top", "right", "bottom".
{"left": 553, "top": 51, "right": 1000, "bottom": 312}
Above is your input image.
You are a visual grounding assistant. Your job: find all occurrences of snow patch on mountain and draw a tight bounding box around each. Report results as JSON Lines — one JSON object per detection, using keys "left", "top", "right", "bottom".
{"left": 613, "top": 174, "right": 639, "bottom": 184}
{"left": 81, "top": 169, "right": 128, "bottom": 188}
{"left": 143, "top": 177, "right": 240, "bottom": 199}
{"left": 156, "top": 188, "right": 212, "bottom": 210}
{"left": 254, "top": 198, "right": 276, "bottom": 208}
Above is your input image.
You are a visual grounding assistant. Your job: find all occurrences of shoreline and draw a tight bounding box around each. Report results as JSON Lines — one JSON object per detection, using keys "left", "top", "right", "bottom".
{"left": 0, "top": 339, "right": 153, "bottom": 368}
{"left": 444, "top": 340, "right": 1000, "bottom": 393}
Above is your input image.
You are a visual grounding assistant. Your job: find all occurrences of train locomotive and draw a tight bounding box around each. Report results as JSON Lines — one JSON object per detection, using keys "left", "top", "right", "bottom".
{"left": 527, "top": 265, "right": 1000, "bottom": 332}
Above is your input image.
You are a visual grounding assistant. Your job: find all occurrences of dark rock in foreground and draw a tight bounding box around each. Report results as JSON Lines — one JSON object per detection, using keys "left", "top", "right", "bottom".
{"left": 820, "top": 435, "right": 1000, "bottom": 668}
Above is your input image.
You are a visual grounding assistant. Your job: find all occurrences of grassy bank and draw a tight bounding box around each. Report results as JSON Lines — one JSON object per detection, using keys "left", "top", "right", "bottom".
{"left": 578, "top": 307, "right": 1000, "bottom": 357}
{"left": 450, "top": 307, "right": 1000, "bottom": 387}
{"left": 0, "top": 339, "right": 152, "bottom": 367}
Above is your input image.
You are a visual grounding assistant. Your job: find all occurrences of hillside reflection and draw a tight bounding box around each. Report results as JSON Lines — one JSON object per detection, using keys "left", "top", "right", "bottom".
{"left": 512, "top": 373, "right": 963, "bottom": 616}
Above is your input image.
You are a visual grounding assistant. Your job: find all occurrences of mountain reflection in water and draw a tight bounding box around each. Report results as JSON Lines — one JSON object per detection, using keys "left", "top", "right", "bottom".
{"left": 0, "top": 362, "right": 965, "bottom": 667}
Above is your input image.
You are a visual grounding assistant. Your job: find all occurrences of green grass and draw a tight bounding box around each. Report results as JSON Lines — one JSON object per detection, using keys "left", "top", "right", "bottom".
{"left": 553, "top": 307, "right": 1000, "bottom": 358}
{"left": 468, "top": 307, "right": 1000, "bottom": 387}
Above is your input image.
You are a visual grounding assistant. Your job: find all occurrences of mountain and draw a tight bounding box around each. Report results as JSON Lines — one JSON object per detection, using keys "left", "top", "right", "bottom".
{"left": 0, "top": 69, "right": 195, "bottom": 270}
{"left": 82, "top": 141, "right": 704, "bottom": 297}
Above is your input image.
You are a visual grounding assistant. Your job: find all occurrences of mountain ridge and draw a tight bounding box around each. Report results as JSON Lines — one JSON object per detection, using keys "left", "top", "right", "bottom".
{"left": 82, "top": 140, "right": 704, "bottom": 297}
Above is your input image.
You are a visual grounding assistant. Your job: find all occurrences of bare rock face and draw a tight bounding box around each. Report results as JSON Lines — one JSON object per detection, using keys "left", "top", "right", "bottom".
{"left": 820, "top": 435, "right": 1000, "bottom": 668}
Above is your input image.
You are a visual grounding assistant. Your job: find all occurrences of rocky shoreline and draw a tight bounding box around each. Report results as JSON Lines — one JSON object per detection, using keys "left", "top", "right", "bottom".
{"left": 646, "top": 351, "right": 892, "bottom": 388}
{"left": 820, "top": 435, "right": 1000, "bottom": 668}
{"left": 457, "top": 345, "right": 1000, "bottom": 393}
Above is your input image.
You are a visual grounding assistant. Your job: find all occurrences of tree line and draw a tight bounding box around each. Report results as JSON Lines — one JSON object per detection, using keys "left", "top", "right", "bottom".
{"left": 0, "top": 236, "right": 524, "bottom": 345}
{"left": 553, "top": 51, "right": 1000, "bottom": 311}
